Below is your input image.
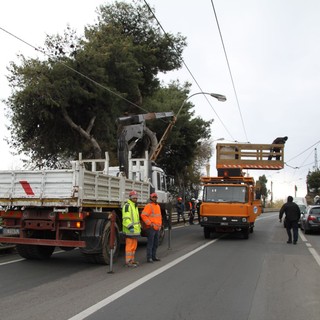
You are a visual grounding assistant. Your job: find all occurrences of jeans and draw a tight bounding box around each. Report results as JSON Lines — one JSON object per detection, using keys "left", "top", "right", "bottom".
{"left": 286, "top": 220, "right": 299, "bottom": 242}
{"left": 146, "top": 228, "right": 159, "bottom": 259}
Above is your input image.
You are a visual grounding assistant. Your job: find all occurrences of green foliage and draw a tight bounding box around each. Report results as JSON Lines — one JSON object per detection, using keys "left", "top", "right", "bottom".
{"left": 4, "top": 0, "right": 212, "bottom": 192}
{"left": 257, "top": 174, "right": 268, "bottom": 198}
{"left": 5, "top": 0, "right": 186, "bottom": 167}
{"left": 307, "top": 169, "right": 320, "bottom": 193}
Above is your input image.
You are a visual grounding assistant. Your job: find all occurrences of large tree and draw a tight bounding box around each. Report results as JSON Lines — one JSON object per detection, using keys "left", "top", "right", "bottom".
{"left": 5, "top": 1, "right": 186, "bottom": 165}
{"left": 4, "top": 0, "right": 212, "bottom": 190}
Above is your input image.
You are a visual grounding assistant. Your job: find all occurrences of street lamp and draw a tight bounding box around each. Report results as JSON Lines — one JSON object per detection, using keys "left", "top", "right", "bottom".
{"left": 176, "top": 92, "right": 227, "bottom": 118}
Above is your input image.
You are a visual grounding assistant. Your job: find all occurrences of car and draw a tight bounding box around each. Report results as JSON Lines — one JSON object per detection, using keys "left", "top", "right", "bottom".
{"left": 283, "top": 204, "right": 306, "bottom": 228}
{"left": 300, "top": 205, "right": 320, "bottom": 234}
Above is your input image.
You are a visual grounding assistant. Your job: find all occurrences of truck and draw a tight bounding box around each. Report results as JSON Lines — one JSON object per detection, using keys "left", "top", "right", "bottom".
{"left": 200, "top": 142, "right": 285, "bottom": 239}
{"left": 0, "top": 112, "right": 175, "bottom": 263}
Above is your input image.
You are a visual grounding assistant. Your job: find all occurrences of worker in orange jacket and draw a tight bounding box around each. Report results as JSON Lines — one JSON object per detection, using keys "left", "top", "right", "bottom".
{"left": 141, "top": 192, "right": 162, "bottom": 263}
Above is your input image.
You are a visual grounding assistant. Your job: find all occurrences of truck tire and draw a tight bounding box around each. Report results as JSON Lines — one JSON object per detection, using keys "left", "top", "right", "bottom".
{"left": 204, "top": 227, "right": 211, "bottom": 239}
{"left": 242, "top": 227, "right": 249, "bottom": 239}
{"left": 16, "top": 244, "right": 55, "bottom": 260}
{"left": 81, "top": 221, "right": 120, "bottom": 265}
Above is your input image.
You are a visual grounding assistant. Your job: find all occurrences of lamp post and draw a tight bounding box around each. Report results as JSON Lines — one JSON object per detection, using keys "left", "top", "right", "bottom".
{"left": 176, "top": 92, "right": 227, "bottom": 118}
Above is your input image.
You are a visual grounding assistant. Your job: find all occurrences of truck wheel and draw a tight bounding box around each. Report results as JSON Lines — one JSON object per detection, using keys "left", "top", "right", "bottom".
{"left": 16, "top": 244, "right": 55, "bottom": 260}
{"left": 242, "top": 228, "right": 249, "bottom": 239}
{"left": 86, "top": 221, "right": 120, "bottom": 265}
{"left": 204, "top": 227, "right": 211, "bottom": 239}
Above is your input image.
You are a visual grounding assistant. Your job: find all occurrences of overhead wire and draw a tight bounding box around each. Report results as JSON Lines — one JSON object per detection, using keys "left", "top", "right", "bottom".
{"left": 210, "top": 0, "right": 249, "bottom": 142}
{"left": 143, "top": 0, "right": 235, "bottom": 140}
{"left": 0, "top": 26, "right": 152, "bottom": 116}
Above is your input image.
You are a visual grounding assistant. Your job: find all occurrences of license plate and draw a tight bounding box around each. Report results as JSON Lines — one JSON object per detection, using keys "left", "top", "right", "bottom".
{"left": 3, "top": 228, "right": 20, "bottom": 235}
{"left": 221, "top": 222, "right": 228, "bottom": 226}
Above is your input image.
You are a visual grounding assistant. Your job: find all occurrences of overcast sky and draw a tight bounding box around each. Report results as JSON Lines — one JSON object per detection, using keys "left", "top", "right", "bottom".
{"left": 1, "top": 0, "right": 319, "bottom": 201}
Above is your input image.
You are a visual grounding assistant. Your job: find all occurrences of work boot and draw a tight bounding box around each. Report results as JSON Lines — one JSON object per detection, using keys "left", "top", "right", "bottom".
{"left": 126, "top": 260, "right": 138, "bottom": 267}
{"left": 147, "top": 258, "right": 154, "bottom": 263}
{"left": 152, "top": 257, "right": 161, "bottom": 261}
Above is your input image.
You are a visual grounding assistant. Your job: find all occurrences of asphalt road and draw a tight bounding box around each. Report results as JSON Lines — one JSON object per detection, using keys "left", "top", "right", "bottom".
{"left": 1, "top": 212, "right": 320, "bottom": 320}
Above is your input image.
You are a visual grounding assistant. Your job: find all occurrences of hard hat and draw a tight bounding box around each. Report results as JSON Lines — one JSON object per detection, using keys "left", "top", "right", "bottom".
{"left": 178, "top": 197, "right": 182, "bottom": 201}
{"left": 129, "top": 190, "right": 138, "bottom": 198}
{"left": 191, "top": 198, "right": 195, "bottom": 201}
{"left": 150, "top": 192, "right": 158, "bottom": 198}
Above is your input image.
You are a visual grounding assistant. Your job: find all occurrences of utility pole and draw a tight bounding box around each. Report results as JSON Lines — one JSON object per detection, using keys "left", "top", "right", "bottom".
{"left": 270, "top": 181, "right": 273, "bottom": 207}
{"left": 314, "top": 148, "right": 319, "bottom": 171}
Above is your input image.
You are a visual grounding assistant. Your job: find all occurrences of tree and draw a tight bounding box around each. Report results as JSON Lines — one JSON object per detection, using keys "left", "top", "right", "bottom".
{"left": 5, "top": 0, "right": 186, "bottom": 167}
{"left": 136, "top": 81, "right": 213, "bottom": 194}
{"left": 4, "top": 1, "right": 212, "bottom": 191}
{"left": 307, "top": 169, "right": 320, "bottom": 194}
{"left": 257, "top": 174, "right": 268, "bottom": 207}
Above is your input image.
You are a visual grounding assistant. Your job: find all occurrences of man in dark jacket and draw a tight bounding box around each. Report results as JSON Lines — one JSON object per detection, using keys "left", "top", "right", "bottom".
{"left": 279, "top": 196, "right": 301, "bottom": 244}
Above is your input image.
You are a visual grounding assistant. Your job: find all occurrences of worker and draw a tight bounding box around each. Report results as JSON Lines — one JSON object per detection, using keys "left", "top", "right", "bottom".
{"left": 176, "top": 197, "right": 186, "bottom": 224}
{"left": 268, "top": 136, "right": 288, "bottom": 160}
{"left": 196, "top": 199, "right": 202, "bottom": 222}
{"left": 188, "top": 198, "right": 196, "bottom": 225}
{"left": 122, "top": 190, "right": 141, "bottom": 267}
{"left": 279, "top": 196, "right": 301, "bottom": 244}
{"left": 141, "top": 192, "right": 162, "bottom": 263}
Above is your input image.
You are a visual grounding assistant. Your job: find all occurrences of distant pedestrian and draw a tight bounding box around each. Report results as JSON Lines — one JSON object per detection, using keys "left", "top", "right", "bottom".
{"left": 122, "top": 190, "right": 141, "bottom": 267}
{"left": 268, "top": 136, "right": 288, "bottom": 160}
{"left": 141, "top": 193, "right": 162, "bottom": 263}
{"left": 279, "top": 196, "right": 301, "bottom": 244}
{"left": 196, "top": 199, "right": 202, "bottom": 222}
{"left": 188, "top": 198, "right": 196, "bottom": 225}
{"left": 176, "top": 197, "right": 186, "bottom": 224}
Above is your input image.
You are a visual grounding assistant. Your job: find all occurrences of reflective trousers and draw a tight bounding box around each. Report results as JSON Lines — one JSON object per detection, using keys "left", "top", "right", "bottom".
{"left": 125, "top": 237, "right": 138, "bottom": 263}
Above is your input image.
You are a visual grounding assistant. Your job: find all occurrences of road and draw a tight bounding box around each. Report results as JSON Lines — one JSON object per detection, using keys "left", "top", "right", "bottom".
{"left": 1, "top": 211, "right": 320, "bottom": 320}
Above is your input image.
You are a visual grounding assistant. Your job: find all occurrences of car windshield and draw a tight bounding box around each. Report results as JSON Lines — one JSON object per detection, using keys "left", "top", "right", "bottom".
{"left": 203, "top": 186, "right": 247, "bottom": 203}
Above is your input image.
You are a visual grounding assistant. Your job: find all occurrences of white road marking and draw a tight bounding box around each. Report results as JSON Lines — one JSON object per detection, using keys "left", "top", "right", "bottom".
{"left": 68, "top": 238, "right": 219, "bottom": 320}
{"left": 0, "top": 249, "right": 64, "bottom": 266}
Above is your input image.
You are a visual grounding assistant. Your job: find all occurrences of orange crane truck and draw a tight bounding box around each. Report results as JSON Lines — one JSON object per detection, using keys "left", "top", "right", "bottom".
{"left": 200, "top": 143, "right": 285, "bottom": 239}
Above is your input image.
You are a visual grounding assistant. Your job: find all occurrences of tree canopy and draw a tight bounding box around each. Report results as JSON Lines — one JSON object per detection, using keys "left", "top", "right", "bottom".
{"left": 4, "top": 0, "right": 212, "bottom": 193}
{"left": 307, "top": 169, "right": 320, "bottom": 194}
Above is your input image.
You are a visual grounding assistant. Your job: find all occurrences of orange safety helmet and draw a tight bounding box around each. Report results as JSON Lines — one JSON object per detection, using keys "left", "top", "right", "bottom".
{"left": 129, "top": 190, "right": 138, "bottom": 198}
{"left": 177, "top": 197, "right": 182, "bottom": 201}
{"left": 150, "top": 192, "right": 158, "bottom": 198}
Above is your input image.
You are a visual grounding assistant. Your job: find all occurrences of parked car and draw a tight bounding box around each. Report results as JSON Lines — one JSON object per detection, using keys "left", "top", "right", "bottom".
{"left": 300, "top": 205, "right": 320, "bottom": 234}
{"left": 283, "top": 204, "right": 306, "bottom": 228}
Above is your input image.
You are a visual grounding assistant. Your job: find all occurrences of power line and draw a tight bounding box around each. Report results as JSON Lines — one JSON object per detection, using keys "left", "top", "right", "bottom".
{"left": 286, "top": 140, "right": 320, "bottom": 162}
{"left": 143, "top": 0, "right": 235, "bottom": 140}
{"left": 210, "top": 0, "right": 249, "bottom": 142}
{"left": 0, "top": 26, "right": 150, "bottom": 115}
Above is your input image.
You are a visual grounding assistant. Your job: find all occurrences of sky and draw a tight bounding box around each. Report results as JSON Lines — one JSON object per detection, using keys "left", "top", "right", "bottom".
{"left": 1, "top": 0, "right": 320, "bottom": 201}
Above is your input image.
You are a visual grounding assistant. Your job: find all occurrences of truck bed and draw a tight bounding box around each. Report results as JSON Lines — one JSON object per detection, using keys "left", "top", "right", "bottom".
{"left": 0, "top": 162, "right": 150, "bottom": 208}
